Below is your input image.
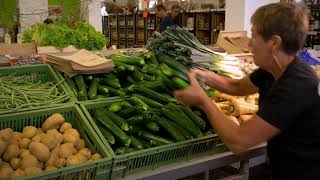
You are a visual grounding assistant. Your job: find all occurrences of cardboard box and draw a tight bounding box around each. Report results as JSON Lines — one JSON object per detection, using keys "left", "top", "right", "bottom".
{"left": 216, "top": 31, "right": 251, "bottom": 54}
{"left": 0, "top": 42, "right": 37, "bottom": 55}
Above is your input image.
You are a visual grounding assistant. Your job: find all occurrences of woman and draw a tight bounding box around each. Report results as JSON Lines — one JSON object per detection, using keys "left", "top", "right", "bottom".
{"left": 175, "top": 3, "right": 320, "bottom": 179}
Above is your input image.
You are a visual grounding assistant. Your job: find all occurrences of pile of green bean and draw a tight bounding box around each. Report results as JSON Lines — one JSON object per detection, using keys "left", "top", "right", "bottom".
{"left": 0, "top": 75, "right": 70, "bottom": 114}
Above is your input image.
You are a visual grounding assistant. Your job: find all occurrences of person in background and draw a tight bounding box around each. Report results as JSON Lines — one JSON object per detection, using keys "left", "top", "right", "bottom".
{"left": 174, "top": 3, "right": 320, "bottom": 180}
{"left": 171, "top": 4, "right": 181, "bottom": 26}
{"left": 155, "top": 4, "right": 175, "bottom": 32}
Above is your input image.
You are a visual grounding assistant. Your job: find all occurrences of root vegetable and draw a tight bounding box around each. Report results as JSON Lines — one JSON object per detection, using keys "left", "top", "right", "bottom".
{"left": 46, "top": 146, "right": 59, "bottom": 167}
{"left": 31, "top": 134, "right": 44, "bottom": 142}
{"left": 226, "top": 115, "right": 240, "bottom": 126}
{"left": 63, "top": 128, "right": 80, "bottom": 144}
{"left": 22, "top": 126, "right": 37, "bottom": 139}
{"left": 0, "top": 166, "right": 13, "bottom": 180}
{"left": 29, "top": 142, "right": 50, "bottom": 162}
{"left": 238, "top": 115, "right": 254, "bottom": 125}
{"left": 0, "top": 140, "right": 8, "bottom": 156}
{"left": 12, "top": 132, "right": 23, "bottom": 143}
{"left": 228, "top": 98, "right": 258, "bottom": 116}
{"left": 55, "top": 158, "right": 66, "bottom": 168}
{"left": 216, "top": 101, "right": 230, "bottom": 111}
{"left": 40, "top": 134, "right": 57, "bottom": 150}
{"left": 47, "top": 129, "right": 63, "bottom": 144}
{"left": 78, "top": 148, "right": 91, "bottom": 160}
{"left": 12, "top": 168, "right": 25, "bottom": 178}
{"left": 10, "top": 158, "right": 21, "bottom": 170}
{"left": 19, "top": 138, "right": 31, "bottom": 149}
{"left": 19, "top": 149, "right": 31, "bottom": 159}
{"left": 36, "top": 128, "right": 44, "bottom": 135}
{"left": 60, "top": 122, "right": 72, "bottom": 133}
{"left": 20, "top": 154, "right": 40, "bottom": 170}
{"left": 3, "top": 144, "right": 19, "bottom": 161}
{"left": 44, "top": 166, "right": 57, "bottom": 172}
{"left": 42, "top": 113, "right": 65, "bottom": 132}
{"left": 24, "top": 167, "right": 42, "bottom": 176}
{"left": 74, "top": 139, "right": 85, "bottom": 150}
{"left": 66, "top": 155, "right": 82, "bottom": 166}
{"left": 91, "top": 153, "right": 102, "bottom": 161}
{"left": 0, "top": 128, "right": 14, "bottom": 142}
{"left": 59, "top": 143, "right": 77, "bottom": 158}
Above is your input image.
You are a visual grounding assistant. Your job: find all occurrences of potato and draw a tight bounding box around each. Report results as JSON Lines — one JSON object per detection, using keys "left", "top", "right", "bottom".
{"left": 31, "top": 134, "right": 43, "bottom": 142}
{"left": 59, "top": 122, "right": 72, "bottom": 133}
{"left": 91, "top": 153, "right": 102, "bottom": 161}
{"left": 0, "top": 166, "right": 13, "bottom": 180}
{"left": 24, "top": 167, "right": 42, "bottom": 176}
{"left": 63, "top": 128, "right": 80, "bottom": 144}
{"left": 22, "top": 126, "right": 37, "bottom": 139}
{"left": 1, "top": 162, "right": 10, "bottom": 167}
{"left": 11, "top": 132, "right": 23, "bottom": 144}
{"left": 55, "top": 158, "right": 66, "bottom": 168}
{"left": 12, "top": 168, "right": 25, "bottom": 178}
{"left": 3, "top": 144, "right": 19, "bottom": 161}
{"left": 47, "top": 129, "right": 63, "bottom": 144}
{"left": 66, "top": 154, "right": 86, "bottom": 166}
{"left": 20, "top": 154, "right": 40, "bottom": 170}
{"left": 19, "top": 149, "right": 31, "bottom": 159}
{"left": 0, "top": 139, "right": 8, "bottom": 157}
{"left": 36, "top": 128, "right": 44, "bottom": 135}
{"left": 40, "top": 134, "right": 57, "bottom": 150}
{"left": 44, "top": 166, "right": 57, "bottom": 172}
{"left": 42, "top": 113, "right": 65, "bottom": 132}
{"left": 19, "top": 138, "right": 31, "bottom": 149}
{"left": 29, "top": 142, "right": 50, "bottom": 162}
{"left": 46, "top": 146, "right": 59, "bottom": 167}
{"left": 0, "top": 128, "right": 14, "bottom": 142}
{"left": 64, "top": 128, "right": 80, "bottom": 137}
{"left": 10, "top": 158, "right": 21, "bottom": 170}
{"left": 59, "top": 143, "right": 77, "bottom": 159}
{"left": 74, "top": 139, "right": 85, "bottom": 150}
{"left": 78, "top": 148, "right": 91, "bottom": 160}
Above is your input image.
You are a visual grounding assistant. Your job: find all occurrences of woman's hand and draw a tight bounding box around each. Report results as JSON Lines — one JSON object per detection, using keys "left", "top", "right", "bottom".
{"left": 174, "top": 69, "right": 210, "bottom": 108}
{"left": 191, "top": 68, "right": 211, "bottom": 84}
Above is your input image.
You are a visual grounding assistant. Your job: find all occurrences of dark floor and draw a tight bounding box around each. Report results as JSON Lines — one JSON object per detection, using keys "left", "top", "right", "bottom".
{"left": 180, "top": 163, "right": 272, "bottom": 180}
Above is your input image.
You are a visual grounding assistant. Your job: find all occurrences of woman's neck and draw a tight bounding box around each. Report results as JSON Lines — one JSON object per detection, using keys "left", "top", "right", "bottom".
{"left": 267, "top": 52, "right": 295, "bottom": 79}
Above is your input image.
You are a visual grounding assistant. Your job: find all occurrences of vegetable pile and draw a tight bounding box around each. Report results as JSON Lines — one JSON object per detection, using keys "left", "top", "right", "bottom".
{"left": 0, "top": 75, "right": 70, "bottom": 114}
{"left": 22, "top": 21, "right": 108, "bottom": 51}
{"left": 0, "top": 113, "right": 102, "bottom": 179}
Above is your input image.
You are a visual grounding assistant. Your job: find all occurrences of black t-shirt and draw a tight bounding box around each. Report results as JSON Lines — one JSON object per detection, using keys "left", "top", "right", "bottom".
{"left": 250, "top": 57, "right": 320, "bottom": 180}
{"left": 160, "top": 16, "right": 175, "bottom": 32}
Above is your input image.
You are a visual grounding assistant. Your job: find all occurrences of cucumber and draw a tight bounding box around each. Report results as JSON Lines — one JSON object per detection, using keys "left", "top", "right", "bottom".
{"left": 113, "top": 61, "right": 135, "bottom": 71}
{"left": 129, "top": 135, "right": 144, "bottom": 149}
{"left": 63, "top": 73, "right": 78, "bottom": 97}
{"left": 162, "top": 106, "right": 202, "bottom": 138}
{"left": 128, "top": 125, "right": 142, "bottom": 134}
{"left": 88, "top": 78, "right": 99, "bottom": 100}
{"left": 115, "top": 147, "right": 138, "bottom": 155}
{"left": 126, "top": 115, "right": 144, "bottom": 125}
{"left": 108, "top": 102, "right": 122, "bottom": 112}
{"left": 169, "top": 120, "right": 193, "bottom": 139}
{"left": 145, "top": 122, "right": 160, "bottom": 132}
{"left": 110, "top": 54, "right": 145, "bottom": 66}
{"left": 100, "top": 73, "right": 121, "bottom": 89}
{"left": 93, "top": 109, "right": 130, "bottom": 146}
{"left": 152, "top": 116, "right": 185, "bottom": 142}
{"left": 102, "top": 109, "right": 129, "bottom": 131}
{"left": 74, "top": 74, "right": 87, "bottom": 100}
{"left": 132, "top": 93, "right": 163, "bottom": 108}
{"left": 138, "top": 131, "right": 174, "bottom": 145}
{"left": 181, "top": 106, "right": 206, "bottom": 130}
{"left": 99, "top": 125, "right": 116, "bottom": 145}
{"left": 130, "top": 96, "right": 149, "bottom": 110}
{"left": 97, "top": 85, "right": 109, "bottom": 95}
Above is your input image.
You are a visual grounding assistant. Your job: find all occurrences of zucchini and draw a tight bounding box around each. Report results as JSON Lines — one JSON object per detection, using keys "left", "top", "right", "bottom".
{"left": 110, "top": 54, "right": 145, "bottom": 66}
{"left": 126, "top": 115, "right": 144, "bottom": 125}
{"left": 99, "top": 85, "right": 125, "bottom": 96}
{"left": 100, "top": 73, "right": 121, "bottom": 89}
{"left": 132, "top": 93, "right": 163, "bottom": 108}
{"left": 149, "top": 52, "right": 159, "bottom": 65}
{"left": 96, "top": 95, "right": 109, "bottom": 99}
{"left": 93, "top": 109, "right": 130, "bottom": 146}
{"left": 141, "top": 64, "right": 158, "bottom": 75}
{"left": 120, "top": 101, "right": 132, "bottom": 108}
{"left": 143, "top": 74, "right": 156, "bottom": 81}
{"left": 140, "top": 81, "right": 163, "bottom": 90}
{"left": 128, "top": 125, "right": 142, "bottom": 134}
{"left": 74, "top": 74, "right": 87, "bottom": 100}
{"left": 115, "top": 147, "right": 138, "bottom": 155}
{"left": 63, "top": 73, "right": 78, "bottom": 97}
{"left": 145, "top": 122, "right": 160, "bottom": 132}
{"left": 118, "top": 107, "right": 143, "bottom": 118}
{"left": 157, "top": 52, "right": 189, "bottom": 74}
{"left": 162, "top": 106, "right": 202, "bottom": 138}
{"left": 138, "top": 131, "right": 174, "bottom": 145}
{"left": 97, "top": 85, "right": 109, "bottom": 95}
{"left": 103, "top": 109, "right": 129, "bottom": 131}
{"left": 129, "top": 86, "right": 173, "bottom": 104}
{"left": 160, "top": 63, "right": 174, "bottom": 77}
{"left": 129, "top": 135, "right": 144, "bottom": 149}
{"left": 130, "top": 96, "right": 149, "bottom": 110}
{"left": 132, "top": 69, "right": 144, "bottom": 81}
{"left": 108, "top": 102, "right": 122, "bottom": 112}
{"left": 88, "top": 78, "right": 99, "bottom": 100}
{"left": 99, "top": 126, "right": 116, "bottom": 145}
{"left": 169, "top": 120, "right": 193, "bottom": 139}
{"left": 127, "top": 76, "right": 139, "bottom": 85}
{"left": 172, "top": 77, "right": 190, "bottom": 90}
{"left": 181, "top": 106, "right": 206, "bottom": 130}
{"left": 113, "top": 61, "right": 135, "bottom": 71}
{"left": 152, "top": 116, "right": 185, "bottom": 142}
{"left": 85, "top": 75, "right": 94, "bottom": 82}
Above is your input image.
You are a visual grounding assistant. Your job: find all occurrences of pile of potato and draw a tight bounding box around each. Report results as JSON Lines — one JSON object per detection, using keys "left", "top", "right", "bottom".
{"left": 0, "top": 113, "right": 102, "bottom": 179}
{"left": 213, "top": 92, "right": 259, "bottom": 125}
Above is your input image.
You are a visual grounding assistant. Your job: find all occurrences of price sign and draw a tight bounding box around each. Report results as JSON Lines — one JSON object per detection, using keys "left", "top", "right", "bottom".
{"left": 8, "top": 56, "right": 45, "bottom": 66}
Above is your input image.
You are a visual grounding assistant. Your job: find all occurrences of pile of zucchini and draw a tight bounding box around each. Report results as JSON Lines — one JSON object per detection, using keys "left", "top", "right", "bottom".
{"left": 61, "top": 49, "right": 217, "bottom": 154}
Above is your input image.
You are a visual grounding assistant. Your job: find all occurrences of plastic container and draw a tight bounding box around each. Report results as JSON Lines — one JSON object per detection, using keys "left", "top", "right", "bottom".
{"left": 0, "top": 64, "right": 75, "bottom": 115}
{"left": 0, "top": 105, "right": 112, "bottom": 180}
{"left": 80, "top": 99, "right": 227, "bottom": 178}
{"left": 298, "top": 50, "right": 320, "bottom": 65}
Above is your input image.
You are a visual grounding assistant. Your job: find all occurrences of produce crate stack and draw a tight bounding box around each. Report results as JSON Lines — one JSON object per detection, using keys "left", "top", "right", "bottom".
{"left": 127, "top": 15, "right": 135, "bottom": 48}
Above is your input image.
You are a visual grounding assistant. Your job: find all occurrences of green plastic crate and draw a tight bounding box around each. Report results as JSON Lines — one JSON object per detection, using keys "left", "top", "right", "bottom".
{"left": 0, "top": 64, "right": 74, "bottom": 114}
{"left": 0, "top": 105, "right": 112, "bottom": 180}
{"left": 80, "top": 99, "right": 227, "bottom": 178}
{"left": 55, "top": 70, "right": 124, "bottom": 103}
